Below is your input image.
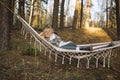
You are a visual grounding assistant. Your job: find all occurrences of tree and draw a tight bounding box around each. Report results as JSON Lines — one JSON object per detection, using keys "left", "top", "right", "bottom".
{"left": 17, "top": 0, "right": 25, "bottom": 29}
{"left": 60, "top": 0, "right": 65, "bottom": 29}
{"left": 18, "top": 0, "right": 25, "bottom": 18}
{"left": 72, "top": 0, "right": 80, "bottom": 29}
{"left": 9, "top": 0, "right": 15, "bottom": 28}
{"left": 106, "top": 0, "right": 108, "bottom": 28}
{"left": 80, "top": 0, "right": 83, "bottom": 28}
{"left": 32, "top": 0, "right": 39, "bottom": 28}
{"left": 29, "top": 0, "right": 35, "bottom": 25}
{"left": 0, "top": 0, "right": 12, "bottom": 50}
{"left": 52, "top": 0, "right": 59, "bottom": 29}
{"left": 85, "top": 0, "right": 91, "bottom": 28}
{"left": 109, "top": 0, "right": 116, "bottom": 28}
{"left": 115, "top": 0, "right": 120, "bottom": 39}
{"left": 109, "top": 0, "right": 113, "bottom": 28}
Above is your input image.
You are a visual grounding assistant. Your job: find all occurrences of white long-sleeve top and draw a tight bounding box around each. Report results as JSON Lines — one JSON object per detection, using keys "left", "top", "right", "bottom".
{"left": 46, "top": 33, "right": 72, "bottom": 47}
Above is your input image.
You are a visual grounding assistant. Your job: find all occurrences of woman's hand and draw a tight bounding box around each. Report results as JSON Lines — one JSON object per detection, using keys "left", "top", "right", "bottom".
{"left": 40, "top": 35, "right": 44, "bottom": 39}
{"left": 39, "top": 32, "right": 45, "bottom": 39}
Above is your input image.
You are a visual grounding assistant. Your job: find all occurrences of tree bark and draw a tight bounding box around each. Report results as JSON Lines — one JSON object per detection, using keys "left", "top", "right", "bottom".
{"left": 32, "top": 0, "right": 39, "bottom": 28}
{"left": 29, "top": 0, "right": 35, "bottom": 25}
{"left": 10, "top": 0, "right": 15, "bottom": 29}
{"left": 0, "top": 0, "right": 11, "bottom": 50}
{"left": 52, "top": 0, "right": 59, "bottom": 29}
{"left": 18, "top": 0, "right": 25, "bottom": 18}
{"left": 80, "top": 0, "right": 83, "bottom": 28}
{"left": 106, "top": 0, "right": 109, "bottom": 28}
{"left": 85, "top": 0, "right": 91, "bottom": 28}
{"left": 60, "top": 0, "right": 65, "bottom": 29}
{"left": 109, "top": 0, "right": 113, "bottom": 28}
{"left": 72, "top": 0, "right": 80, "bottom": 29}
{"left": 17, "top": 0, "right": 25, "bottom": 29}
{"left": 115, "top": 0, "right": 120, "bottom": 40}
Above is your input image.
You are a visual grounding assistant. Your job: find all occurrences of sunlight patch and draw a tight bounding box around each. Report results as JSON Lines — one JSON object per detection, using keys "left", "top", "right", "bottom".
{"left": 84, "top": 27, "right": 102, "bottom": 33}
{"left": 84, "top": 27, "right": 112, "bottom": 41}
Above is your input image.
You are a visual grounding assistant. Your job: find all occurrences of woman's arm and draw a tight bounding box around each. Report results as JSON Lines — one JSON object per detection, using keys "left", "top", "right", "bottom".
{"left": 39, "top": 32, "right": 45, "bottom": 39}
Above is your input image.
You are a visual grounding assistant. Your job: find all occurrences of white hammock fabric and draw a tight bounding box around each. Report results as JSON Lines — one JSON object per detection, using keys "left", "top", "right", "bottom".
{"left": 17, "top": 15, "right": 120, "bottom": 68}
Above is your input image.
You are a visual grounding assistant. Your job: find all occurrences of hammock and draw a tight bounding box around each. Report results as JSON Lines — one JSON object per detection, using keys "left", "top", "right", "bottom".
{"left": 17, "top": 15, "right": 120, "bottom": 68}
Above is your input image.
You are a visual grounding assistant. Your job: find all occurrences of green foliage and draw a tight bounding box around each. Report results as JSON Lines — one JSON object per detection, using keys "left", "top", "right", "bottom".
{"left": 72, "top": 72, "right": 81, "bottom": 79}
{"left": 64, "top": 71, "right": 71, "bottom": 79}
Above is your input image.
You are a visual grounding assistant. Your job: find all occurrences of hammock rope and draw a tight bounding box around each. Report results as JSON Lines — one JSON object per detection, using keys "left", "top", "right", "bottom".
{"left": 16, "top": 14, "right": 120, "bottom": 68}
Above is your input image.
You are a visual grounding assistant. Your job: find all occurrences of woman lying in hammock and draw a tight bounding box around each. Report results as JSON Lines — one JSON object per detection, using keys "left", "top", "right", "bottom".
{"left": 39, "top": 26, "right": 92, "bottom": 50}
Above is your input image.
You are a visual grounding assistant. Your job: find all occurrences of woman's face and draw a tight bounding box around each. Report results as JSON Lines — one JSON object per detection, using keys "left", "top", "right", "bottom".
{"left": 44, "top": 28, "right": 53, "bottom": 38}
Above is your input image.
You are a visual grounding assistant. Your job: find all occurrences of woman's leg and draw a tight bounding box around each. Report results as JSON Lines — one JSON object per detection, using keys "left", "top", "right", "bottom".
{"left": 60, "top": 42, "right": 77, "bottom": 50}
{"left": 76, "top": 45, "right": 93, "bottom": 51}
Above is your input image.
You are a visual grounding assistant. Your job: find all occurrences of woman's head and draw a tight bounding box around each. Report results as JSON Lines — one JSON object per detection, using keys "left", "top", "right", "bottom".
{"left": 42, "top": 26, "right": 53, "bottom": 38}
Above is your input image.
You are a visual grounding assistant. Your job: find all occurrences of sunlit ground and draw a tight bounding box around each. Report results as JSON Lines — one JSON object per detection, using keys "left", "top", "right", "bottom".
{"left": 84, "top": 27, "right": 112, "bottom": 38}
{"left": 57, "top": 27, "right": 112, "bottom": 44}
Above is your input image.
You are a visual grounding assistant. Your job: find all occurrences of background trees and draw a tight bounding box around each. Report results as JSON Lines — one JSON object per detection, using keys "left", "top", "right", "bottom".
{"left": 0, "top": 0, "right": 120, "bottom": 50}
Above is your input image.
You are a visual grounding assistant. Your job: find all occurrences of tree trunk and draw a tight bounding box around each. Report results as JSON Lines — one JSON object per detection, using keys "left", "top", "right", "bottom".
{"left": 72, "top": 0, "right": 80, "bottom": 29}
{"left": 32, "top": 0, "right": 39, "bottom": 28}
{"left": 29, "top": 0, "right": 35, "bottom": 25}
{"left": 9, "top": 0, "right": 15, "bottom": 29}
{"left": 80, "top": 0, "right": 83, "bottom": 28}
{"left": 60, "top": 0, "right": 65, "bottom": 29}
{"left": 115, "top": 0, "right": 120, "bottom": 40}
{"left": 85, "top": 0, "right": 91, "bottom": 28}
{"left": 52, "top": 0, "right": 59, "bottom": 29}
{"left": 17, "top": 0, "right": 25, "bottom": 29}
{"left": 65, "top": 0, "right": 70, "bottom": 27}
{"left": 106, "top": 0, "right": 108, "bottom": 28}
{"left": 18, "top": 0, "right": 25, "bottom": 18}
{"left": 0, "top": 0, "right": 11, "bottom": 50}
{"left": 109, "top": 0, "right": 113, "bottom": 28}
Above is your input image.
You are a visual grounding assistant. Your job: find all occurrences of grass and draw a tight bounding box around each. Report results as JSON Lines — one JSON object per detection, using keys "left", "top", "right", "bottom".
{"left": 0, "top": 28, "right": 120, "bottom": 80}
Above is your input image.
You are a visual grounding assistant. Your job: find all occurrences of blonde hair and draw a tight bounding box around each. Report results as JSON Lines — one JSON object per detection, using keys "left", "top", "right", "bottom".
{"left": 40, "top": 26, "right": 53, "bottom": 37}
{"left": 43, "top": 26, "right": 53, "bottom": 33}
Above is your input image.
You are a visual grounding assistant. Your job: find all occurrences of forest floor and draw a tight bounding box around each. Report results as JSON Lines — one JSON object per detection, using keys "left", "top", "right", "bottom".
{"left": 0, "top": 27, "right": 120, "bottom": 80}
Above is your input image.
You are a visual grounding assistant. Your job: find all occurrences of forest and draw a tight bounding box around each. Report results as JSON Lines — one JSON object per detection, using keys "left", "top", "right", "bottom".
{"left": 0, "top": 0, "right": 120, "bottom": 80}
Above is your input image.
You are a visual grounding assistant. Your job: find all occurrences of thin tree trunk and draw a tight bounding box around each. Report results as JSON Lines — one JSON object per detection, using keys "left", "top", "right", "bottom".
{"left": 72, "top": 0, "right": 80, "bottom": 29}
{"left": 9, "top": 0, "right": 15, "bottom": 29}
{"left": 115, "top": 0, "right": 120, "bottom": 40}
{"left": 18, "top": 0, "right": 25, "bottom": 18}
{"left": 13, "top": 0, "right": 17, "bottom": 25}
{"left": 60, "top": 0, "right": 65, "bottom": 29}
{"left": 32, "top": 0, "right": 39, "bottom": 28}
{"left": 29, "top": 0, "right": 35, "bottom": 25}
{"left": 80, "top": 0, "right": 83, "bottom": 28}
{"left": 0, "top": 0, "right": 11, "bottom": 50}
{"left": 109, "top": 0, "right": 113, "bottom": 28}
{"left": 106, "top": 0, "right": 108, "bottom": 28}
{"left": 18, "top": 0, "right": 25, "bottom": 29}
{"left": 52, "top": 0, "right": 59, "bottom": 29}
{"left": 65, "top": 0, "right": 70, "bottom": 27}
{"left": 85, "top": 0, "right": 91, "bottom": 28}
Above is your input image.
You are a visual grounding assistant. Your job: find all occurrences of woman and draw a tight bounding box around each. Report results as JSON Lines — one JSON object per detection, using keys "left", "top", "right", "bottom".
{"left": 39, "top": 26, "right": 92, "bottom": 50}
